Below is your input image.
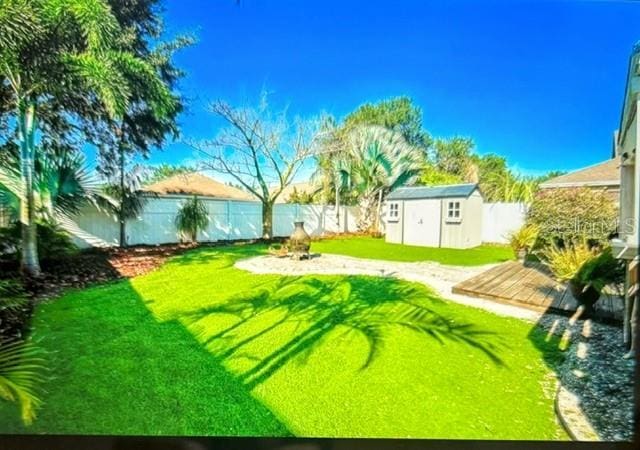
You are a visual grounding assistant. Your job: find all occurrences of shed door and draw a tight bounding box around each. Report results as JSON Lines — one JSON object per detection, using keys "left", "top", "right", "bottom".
{"left": 403, "top": 199, "right": 441, "bottom": 247}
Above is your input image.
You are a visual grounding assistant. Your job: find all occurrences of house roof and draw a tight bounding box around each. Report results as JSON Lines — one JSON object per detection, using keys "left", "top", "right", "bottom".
{"left": 386, "top": 183, "right": 479, "bottom": 201}
{"left": 143, "top": 173, "right": 256, "bottom": 201}
{"left": 539, "top": 158, "right": 620, "bottom": 189}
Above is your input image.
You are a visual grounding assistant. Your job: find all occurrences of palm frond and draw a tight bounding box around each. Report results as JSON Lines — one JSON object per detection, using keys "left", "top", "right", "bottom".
{"left": 0, "top": 0, "right": 43, "bottom": 50}
{"left": 63, "top": 52, "right": 131, "bottom": 118}
{"left": 42, "top": 0, "right": 119, "bottom": 50}
{"left": 0, "top": 340, "right": 47, "bottom": 425}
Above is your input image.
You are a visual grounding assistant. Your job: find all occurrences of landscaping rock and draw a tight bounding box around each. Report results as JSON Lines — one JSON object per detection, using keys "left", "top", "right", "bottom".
{"left": 537, "top": 314, "right": 635, "bottom": 441}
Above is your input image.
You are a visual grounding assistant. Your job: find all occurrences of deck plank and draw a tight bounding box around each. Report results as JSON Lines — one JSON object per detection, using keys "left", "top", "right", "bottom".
{"left": 451, "top": 261, "right": 622, "bottom": 322}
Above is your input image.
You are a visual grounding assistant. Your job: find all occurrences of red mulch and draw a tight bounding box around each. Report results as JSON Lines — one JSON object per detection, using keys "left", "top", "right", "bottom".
{"left": 7, "top": 243, "right": 198, "bottom": 300}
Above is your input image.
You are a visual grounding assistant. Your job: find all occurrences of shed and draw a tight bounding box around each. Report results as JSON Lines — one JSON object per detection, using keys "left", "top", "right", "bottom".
{"left": 385, "top": 183, "right": 483, "bottom": 249}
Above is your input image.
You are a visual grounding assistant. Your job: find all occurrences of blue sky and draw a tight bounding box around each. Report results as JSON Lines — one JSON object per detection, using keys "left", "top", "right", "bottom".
{"left": 149, "top": 0, "right": 640, "bottom": 178}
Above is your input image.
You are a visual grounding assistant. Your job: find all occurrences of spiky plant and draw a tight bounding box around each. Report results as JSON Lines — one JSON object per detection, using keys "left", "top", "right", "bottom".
{"left": 346, "top": 126, "right": 423, "bottom": 232}
{"left": 175, "top": 196, "right": 209, "bottom": 243}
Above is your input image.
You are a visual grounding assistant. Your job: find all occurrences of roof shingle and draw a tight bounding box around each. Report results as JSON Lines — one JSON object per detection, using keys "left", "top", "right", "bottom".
{"left": 143, "top": 173, "right": 256, "bottom": 201}
{"left": 387, "top": 183, "right": 479, "bottom": 200}
{"left": 540, "top": 158, "right": 620, "bottom": 188}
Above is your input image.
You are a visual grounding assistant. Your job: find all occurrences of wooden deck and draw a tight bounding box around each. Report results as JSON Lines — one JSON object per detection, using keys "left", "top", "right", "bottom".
{"left": 452, "top": 261, "right": 623, "bottom": 321}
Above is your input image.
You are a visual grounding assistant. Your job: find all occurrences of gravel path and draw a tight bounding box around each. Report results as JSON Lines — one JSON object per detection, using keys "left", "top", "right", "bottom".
{"left": 236, "top": 253, "right": 635, "bottom": 441}
{"left": 236, "top": 253, "right": 542, "bottom": 321}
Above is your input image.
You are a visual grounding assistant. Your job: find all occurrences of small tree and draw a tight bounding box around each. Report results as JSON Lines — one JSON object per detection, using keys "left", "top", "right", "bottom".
{"left": 195, "top": 93, "right": 319, "bottom": 239}
{"left": 175, "top": 196, "right": 208, "bottom": 243}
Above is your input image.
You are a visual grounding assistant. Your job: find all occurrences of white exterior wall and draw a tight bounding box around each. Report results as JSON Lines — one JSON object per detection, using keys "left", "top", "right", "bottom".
{"left": 384, "top": 201, "right": 404, "bottom": 244}
{"left": 481, "top": 202, "right": 528, "bottom": 244}
{"left": 439, "top": 192, "right": 483, "bottom": 249}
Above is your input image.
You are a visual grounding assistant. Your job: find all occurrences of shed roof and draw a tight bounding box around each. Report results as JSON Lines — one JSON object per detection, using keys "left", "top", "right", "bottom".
{"left": 143, "top": 173, "right": 256, "bottom": 201}
{"left": 539, "top": 158, "right": 620, "bottom": 189}
{"left": 387, "top": 183, "right": 479, "bottom": 200}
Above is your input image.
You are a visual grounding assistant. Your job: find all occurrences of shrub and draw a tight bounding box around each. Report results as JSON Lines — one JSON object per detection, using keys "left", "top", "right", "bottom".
{"left": 0, "top": 280, "right": 31, "bottom": 340}
{"left": 175, "top": 196, "right": 209, "bottom": 243}
{"left": 541, "top": 243, "right": 624, "bottom": 315}
{"left": 526, "top": 188, "right": 617, "bottom": 248}
{"left": 0, "top": 220, "right": 76, "bottom": 263}
{"left": 508, "top": 224, "right": 539, "bottom": 258}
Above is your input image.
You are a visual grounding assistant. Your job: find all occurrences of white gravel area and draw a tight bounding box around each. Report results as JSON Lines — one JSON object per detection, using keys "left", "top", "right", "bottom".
{"left": 235, "top": 253, "right": 543, "bottom": 322}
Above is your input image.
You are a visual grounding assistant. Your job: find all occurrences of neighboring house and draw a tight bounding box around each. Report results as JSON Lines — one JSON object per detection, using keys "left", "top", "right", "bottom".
{"left": 539, "top": 158, "right": 621, "bottom": 203}
{"left": 385, "top": 183, "right": 483, "bottom": 249}
{"left": 611, "top": 43, "right": 639, "bottom": 356}
{"left": 144, "top": 173, "right": 256, "bottom": 201}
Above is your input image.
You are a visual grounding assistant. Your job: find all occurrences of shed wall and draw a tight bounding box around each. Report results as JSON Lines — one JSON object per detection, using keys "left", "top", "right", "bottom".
{"left": 439, "top": 191, "right": 483, "bottom": 249}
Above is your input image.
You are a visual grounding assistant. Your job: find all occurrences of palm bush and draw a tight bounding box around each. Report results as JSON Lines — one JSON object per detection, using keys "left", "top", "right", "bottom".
{"left": 175, "top": 196, "right": 209, "bottom": 243}
{"left": 0, "top": 219, "right": 76, "bottom": 263}
{"left": 0, "top": 339, "right": 47, "bottom": 425}
{"left": 346, "top": 126, "right": 423, "bottom": 231}
{"left": 508, "top": 224, "right": 540, "bottom": 260}
{"left": 541, "top": 243, "right": 624, "bottom": 316}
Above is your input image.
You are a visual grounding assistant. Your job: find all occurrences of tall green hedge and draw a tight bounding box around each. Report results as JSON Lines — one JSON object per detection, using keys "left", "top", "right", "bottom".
{"left": 526, "top": 187, "right": 618, "bottom": 248}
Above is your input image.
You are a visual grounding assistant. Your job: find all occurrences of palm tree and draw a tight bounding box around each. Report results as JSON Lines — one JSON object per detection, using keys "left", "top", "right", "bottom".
{"left": 346, "top": 126, "right": 423, "bottom": 231}
{"left": 0, "top": 0, "right": 172, "bottom": 277}
{"left": 175, "top": 196, "right": 209, "bottom": 243}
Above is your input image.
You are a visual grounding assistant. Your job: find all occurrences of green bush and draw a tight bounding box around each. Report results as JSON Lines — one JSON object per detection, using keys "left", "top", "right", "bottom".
{"left": 0, "top": 279, "right": 31, "bottom": 340}
{"left": 541, "top": 243, "right": 624, "bottom": 315}
{"left": 527, "top": 188, "right": 617, "bottom": 248}
{"left": 0, "top": 220, "right": 77, "bottom": 263}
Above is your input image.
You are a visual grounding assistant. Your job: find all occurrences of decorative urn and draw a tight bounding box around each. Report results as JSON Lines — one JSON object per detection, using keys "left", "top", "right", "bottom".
{"left": 289, "top": 221, "right": 311, "bottom": 260}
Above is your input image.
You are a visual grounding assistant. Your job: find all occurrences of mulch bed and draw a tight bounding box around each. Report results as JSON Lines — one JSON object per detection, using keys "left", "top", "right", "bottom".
{"left": 21, "top": 243, "right": 197, "bottom": 300}
{"left": 3, "top": 239, "right": 286, "bottom": 301}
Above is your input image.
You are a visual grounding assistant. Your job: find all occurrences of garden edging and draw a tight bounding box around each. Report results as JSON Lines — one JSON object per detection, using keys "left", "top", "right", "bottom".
{"left": 554, "top": 383, "right": 600, "bottom": 441}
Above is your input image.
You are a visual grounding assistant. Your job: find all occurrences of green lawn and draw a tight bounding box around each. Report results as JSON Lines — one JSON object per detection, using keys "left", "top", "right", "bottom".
{"left": 311, "top": 236, "right": 514, "bottom": 266}
{"left": 0, "top": 244, "right": 566, "bottom": 439}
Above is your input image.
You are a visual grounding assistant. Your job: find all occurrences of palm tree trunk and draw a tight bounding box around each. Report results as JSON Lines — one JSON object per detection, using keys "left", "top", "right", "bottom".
{"left": 375, "top": 189, "right": 383, "bottom": 233}
{"left": 18, "top": 100, "right": 41, "bottom": 278}
{"left": 118, "top": 139, "right": 127, "bottom": 248}
{"left": 335, "top": 176, "right": 341, "bottom": 229}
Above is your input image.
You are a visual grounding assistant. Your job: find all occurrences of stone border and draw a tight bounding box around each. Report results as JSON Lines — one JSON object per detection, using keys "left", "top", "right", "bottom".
{"left": 554, "top": 384, "right": 600, "bottom": 441}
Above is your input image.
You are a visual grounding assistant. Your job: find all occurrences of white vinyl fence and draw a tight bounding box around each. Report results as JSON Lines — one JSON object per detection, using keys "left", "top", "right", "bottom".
{"left": 2, "top": 196, "right": 526, "bottom": 248}
{"left": 481, "top": 202, "right": 528, "bottom": 244}
{"left": 66, "top": 196, "right": 363, "bottom": 248}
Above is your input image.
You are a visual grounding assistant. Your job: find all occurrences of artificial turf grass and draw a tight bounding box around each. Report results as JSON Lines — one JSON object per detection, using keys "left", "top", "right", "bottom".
{"left": 310, "top": 236, "right": 513, "bottom": 266}
{"left": 0, "top": 244, "right": 566, "bottom": 439}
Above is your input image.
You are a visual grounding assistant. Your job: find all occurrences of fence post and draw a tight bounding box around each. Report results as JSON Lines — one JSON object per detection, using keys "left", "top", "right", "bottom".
{"left": 228, "top": 200, "right": 231, "bottom": 239}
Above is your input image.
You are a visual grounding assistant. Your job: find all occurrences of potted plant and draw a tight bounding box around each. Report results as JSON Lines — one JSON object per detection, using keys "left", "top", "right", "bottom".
{"left": 508, "top": 224, "right": 539, "bottom": 262}
{"left": 542, "top": 242, "right": 624, "bottom": 317}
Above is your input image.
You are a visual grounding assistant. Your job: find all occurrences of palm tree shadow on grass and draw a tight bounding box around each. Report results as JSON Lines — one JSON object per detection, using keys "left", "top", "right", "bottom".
{"left": 181, "top": 275, "right": 507, "bottom": 390}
